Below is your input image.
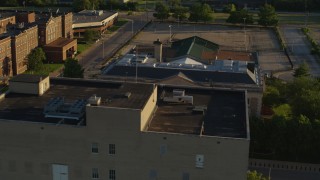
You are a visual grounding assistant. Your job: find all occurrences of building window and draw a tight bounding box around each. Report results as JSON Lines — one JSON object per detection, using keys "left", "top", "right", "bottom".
{"left": 92, "top": 168, "right": 99, "bottom": 179}
{"left": 109, "top": 169, "right": 116, "bottom": 180}
{"left": 109, "top": 144, "right": 115, "bottom": 155}
{"left": 182, "top": 172, "right": 190, "bottom": 180}
{"left": 92, "top": 143, "right": 99, "bottom": 153}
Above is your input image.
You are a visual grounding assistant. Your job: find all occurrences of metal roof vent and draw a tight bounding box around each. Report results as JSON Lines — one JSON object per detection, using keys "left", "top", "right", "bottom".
{"left": 88, "top": 94, "right": 101, "bottom": 106}
{"left": 124, "top": 92, "right": 131, "bottom": 99}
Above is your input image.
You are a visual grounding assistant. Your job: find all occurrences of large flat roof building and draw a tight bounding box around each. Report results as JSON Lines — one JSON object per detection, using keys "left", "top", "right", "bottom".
{"left": 0, "top": 75, "right": 249, "bottom": 180}
{"left": 73, "top": 10, "right": 118, "bottom": 34}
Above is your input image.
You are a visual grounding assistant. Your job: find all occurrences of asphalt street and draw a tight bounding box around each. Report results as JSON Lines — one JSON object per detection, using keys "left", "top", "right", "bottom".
{"left": 77, "top": 12, "right": 150, "bottom": 78}
{"left": 281, "top": 25, "right": 320, "bottom": 77}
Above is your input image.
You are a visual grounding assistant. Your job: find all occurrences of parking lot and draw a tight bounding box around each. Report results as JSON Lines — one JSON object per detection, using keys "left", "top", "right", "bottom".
{"left": 128, "top": 22, "right": 291, "bottom": 73}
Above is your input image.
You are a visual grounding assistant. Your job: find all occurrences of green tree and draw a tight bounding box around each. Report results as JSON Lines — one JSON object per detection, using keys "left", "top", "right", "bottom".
{"left": 247, "top": 170, "right": 268, "bottom": 180}
{"left": 223, "top": 3, "right": 236, "bottom": 13}
{"left": 263, "top": 86, "right": 282, "bottom": 106}
{"left": 172, "top": 6, "right": 189, "bottom": 20}
{"left": 258, "top": 4, "right": 279, "bottom": 26}
{"left": 168, "top": 0, "right": 181, "bottom": 7}
{"left": 293, "top": 62, "right": 310, "bottom": 77}
{"left": 226, "top": 9, "right": 254, "bottom": 24}
{"left": 27, "top": 48, "right": 46, "bottom": 71}
{"left": 189, "top": 3, "right": 213, "bottom": 23}
{"left": 74, "top": 0, "right": 91, "bottom": 11}
{"left": 84, "top": 30, "right": 98, "bottom": 44}
{"left": 74, "top": 0, "right": 104, "bottom": 11}
{"left": 63, "top": 58, "right": 84, "bottom": 78}
{"left": 153, "top": 2, "right": 170, "bottom": 21}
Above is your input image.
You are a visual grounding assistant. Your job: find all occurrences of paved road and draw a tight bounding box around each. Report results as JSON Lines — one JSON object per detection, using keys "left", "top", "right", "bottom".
{"left": 250, "top": 167, "right": 320, "bottom": 180}
{"left": 77, "top": 12, "right": 151, "bottom": 78}
{"left": 281, "top": 25, "right": 320, "bottom": 77}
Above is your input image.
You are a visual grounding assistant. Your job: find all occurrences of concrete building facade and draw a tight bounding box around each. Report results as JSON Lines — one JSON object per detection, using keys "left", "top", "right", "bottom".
{"left": 0, "top": 76, "right": 250, "bottom": 180}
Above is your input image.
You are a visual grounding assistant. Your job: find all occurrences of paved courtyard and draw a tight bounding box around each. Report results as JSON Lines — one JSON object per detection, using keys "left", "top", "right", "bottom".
{"left": 128, "top": 22, "right": 291, "bottom": 73}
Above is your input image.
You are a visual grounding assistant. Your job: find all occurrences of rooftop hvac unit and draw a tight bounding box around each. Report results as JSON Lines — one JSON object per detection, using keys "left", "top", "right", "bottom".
{"left": 88, "top": 94, "right": 101, "bottom": 106}
{"left": 173, "top": 89, "right": 185, "bottom": 97}
{"left": 124, "top": 92, "right": 131, "bottom": 99}
{"left": 193, "top": 106, "right": 207, "bottom": 114}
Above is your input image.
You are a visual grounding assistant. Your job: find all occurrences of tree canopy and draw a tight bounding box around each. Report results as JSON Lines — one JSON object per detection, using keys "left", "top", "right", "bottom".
{"left": 63, "top": 58, "right": 84, "bottom": 78}
{"left": 171, "top": 5, "right": 189, "bottom": 20}
{"left": 84, "top": 30, "right": 99, "bottom": 44}
{"left": 293, "top": 62, "right": 310, "bottom": 77}
{"left": 251, "top": 73, "right": 320, "bottom": 163}
{"left": 258, "top": 4, "right": 279, "bottom": 26}
{"left": 27, "top": 47, "right": 46, "bottom": 71}
{"left": 188, "top": 3, "right": 213, "bottom": 23}
{"left": 223, "top": 3, "right": 236, "bottom": 13}
{"left": 247, "top": 170, "right": 268, "bottom": 180}
{"left": 226, "top": 9, "right": 254, "bottom": 24}
{"left": 153, "top": 2, "right": 170, "bottom": 21}
{"left": 73, "top": 0, "right": 105, "bottom": 12}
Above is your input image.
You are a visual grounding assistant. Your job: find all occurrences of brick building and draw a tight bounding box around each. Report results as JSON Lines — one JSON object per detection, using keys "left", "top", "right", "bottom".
{"left": 11, "top": 24, "right": 38, "bottom": 75}
{"left": 0, "top": 11, "right": 77, "bottom": 76}
{"left": 0, "top": 36, "right": 12, "bottom": 76}
{"left": 0, "top": 15, "right": 16, "bottom": 34}
{"left": 37, "top": 13, "right": 77, "bottom": 62}
{"left": 16, "top": 12, "right": 35, "bottom": 24}
{"left": 62, "top": 12, "right": 73, "bottom": 39}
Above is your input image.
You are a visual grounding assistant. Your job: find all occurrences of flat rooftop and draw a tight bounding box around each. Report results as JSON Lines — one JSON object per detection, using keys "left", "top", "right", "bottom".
{"left": 44, "top": 37, "right": 76, "bottom": 47}
{"left": 73, "top": 10, "right": 116, "bottom": 24}
{"left": 147, "top": 87, "right": 247, "bottom": 138}
{"left": 0, "top": 78, "right": 154, "bottom": 124}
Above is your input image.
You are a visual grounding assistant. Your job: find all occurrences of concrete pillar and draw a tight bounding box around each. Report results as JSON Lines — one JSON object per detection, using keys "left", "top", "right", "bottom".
{"left": 153, "top": 38, "right": 162, "bottom": 63}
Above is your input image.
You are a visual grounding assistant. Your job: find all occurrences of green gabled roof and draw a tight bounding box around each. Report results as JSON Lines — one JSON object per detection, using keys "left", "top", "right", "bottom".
{"left": 171, "top": 36, "right": 219, "bottom": 60}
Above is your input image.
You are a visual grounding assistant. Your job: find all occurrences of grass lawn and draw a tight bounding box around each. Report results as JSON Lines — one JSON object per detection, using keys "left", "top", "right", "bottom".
{"left": 106, "top": 19, "right": 129, "bottom": 33}
{"left": 77, "top": 43, "right": 91, "bottom": 54}
{"left": 278, "top": 13, "right": 320, "bottom": 25}
{"left": 25, "top": 64, "right": 64, "bottom": 76}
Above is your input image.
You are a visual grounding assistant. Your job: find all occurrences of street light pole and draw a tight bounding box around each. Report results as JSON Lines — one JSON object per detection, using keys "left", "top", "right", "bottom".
{"left": 169, "top": 25, "right": 172, "bottom": 42}
{"left": 243, "top": 18, "right": 247, "bottom": 51}
{"left": 132, "top": 20, "right": 134, "bottom": 37}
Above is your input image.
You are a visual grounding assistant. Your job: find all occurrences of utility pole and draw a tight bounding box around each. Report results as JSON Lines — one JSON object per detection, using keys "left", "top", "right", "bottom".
{"left": 304, "top": 0, "right": 308, "bottom": 28}
{"left": 132, "top": 20, "right": 134, "bottom": 37}
{"left": 102, "top": 39, "right": 104, "bottom": 59}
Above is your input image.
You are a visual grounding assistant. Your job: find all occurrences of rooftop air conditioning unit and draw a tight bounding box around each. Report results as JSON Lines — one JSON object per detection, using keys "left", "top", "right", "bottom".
{"left": 88, "top": 94, "right": 101, "bottom": 106}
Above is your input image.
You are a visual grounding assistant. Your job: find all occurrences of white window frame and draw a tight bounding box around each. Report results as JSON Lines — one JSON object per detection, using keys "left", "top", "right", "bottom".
{"left": 109, "top": 144, "right": 115, "bottom": 155}
{"left": 92, "top": 143, "right": 99, "bottom": 154}
{"left": 92, "top": 168, "right": 99, "bottom": 179}
{"left": 109, "top": 169, "right": 115, "bottom": 180}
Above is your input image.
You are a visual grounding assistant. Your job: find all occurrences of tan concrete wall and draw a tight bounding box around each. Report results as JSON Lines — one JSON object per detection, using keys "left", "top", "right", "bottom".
{"left": 39, "top": 77, "right": 50, "bottom": 95}
{"left": 9, "top": 77, "right": 49, "bottom": 95}
{"left": 140, "top": 85, "right": 157, "bottom": 130}
{"left": 247, "top": 91, "right": 263, "bottom": 117}
{"left": 0, "top": 87, "right": 249, "bottom": 180}
{"left": 9, "top": 82, "right": 40, "bottom": 95}
{"left": 137, "top": 132, "right": 249, "bottom": 180}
